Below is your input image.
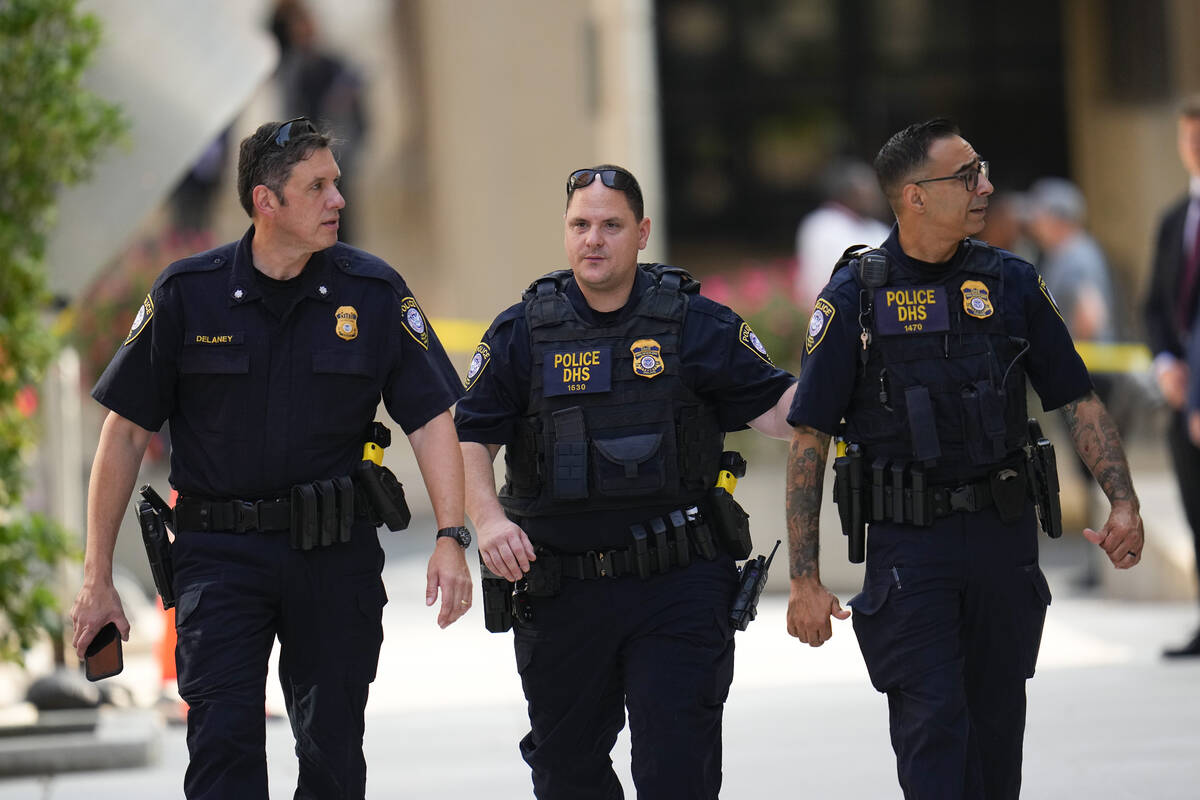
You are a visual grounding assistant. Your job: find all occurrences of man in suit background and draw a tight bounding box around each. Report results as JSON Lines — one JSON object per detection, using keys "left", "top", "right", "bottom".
{"left": 1144, "top": 95, "right": 1200, "bottom": 658}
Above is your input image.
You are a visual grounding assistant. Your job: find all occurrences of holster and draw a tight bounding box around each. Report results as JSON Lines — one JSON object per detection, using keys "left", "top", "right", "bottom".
{"left": 703, "top": 487, "right": 752, "bottom": 559}
{"left": 136, "top": 487, "right": 176, "bottom": 609}
{"left": 480, "top": 559, "right": 515, "bottom": 633}
{"left": 1026, "top": 419, "right": 1063, "bottom": 538}
{"left": 354, "top": 460, "right": 412, "bottom": 532}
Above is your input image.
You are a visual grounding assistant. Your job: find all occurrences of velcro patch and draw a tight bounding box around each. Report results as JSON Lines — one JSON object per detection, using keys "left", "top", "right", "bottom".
{"left": 805, "top": 298, "right": 835, "bottom": 354}
{"left": 465, "top": 342, "right": 490, "bottom": 390}
{"left": 739, "top": 322, "right": 773, "bottom": 364}
{"left": 873, "top": 286, "right": 949, "bottom": 336}
{"left": 544, "top": 348, "right": 611, "bottom": 396}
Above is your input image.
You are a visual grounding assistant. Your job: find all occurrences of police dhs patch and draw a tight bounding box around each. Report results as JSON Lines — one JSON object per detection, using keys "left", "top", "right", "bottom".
{"left": 630, "top": 339, "right": 664, "bottom": 378}
{"left": 335, "top": 305, "right": 359, "bottom": 341}
{"left": 805, "top": 298, "right": 835, "bottom": 355}
{"left": 465, "top": 342, "right": 491, "bottom": 390}
{"left": 123, "top": 294, "right": 154, "bottom": 346}
{"left": 1037, "top": 275, "right": 1064, "bottom": 321}
{"left": 960, "top": 280, "right": 994, "bottom": 319}
{"left": 400, "top": 296, "right": 429, "bottom": 350}
{"left": 738, "top": 322, "right": 773, "bottom": 364}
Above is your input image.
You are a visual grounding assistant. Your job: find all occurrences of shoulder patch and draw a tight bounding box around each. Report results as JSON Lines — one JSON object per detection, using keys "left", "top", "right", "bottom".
{"left": 738, "top": 322, "right": 773, "bottom": 364}
{"left": 1037, "top": 275, "right": 1065, "bottom": 321}
{"left": 400, "top": 296, "right": 429, "bottom": 349}
{"left": 123, "top": 294, "right": 154, "bottom": 346}
{"left": 805, "top": 298, "right": 835, "bottom": 354}
{"left": 464, "top": 341, "right": 491, "bottom": 390}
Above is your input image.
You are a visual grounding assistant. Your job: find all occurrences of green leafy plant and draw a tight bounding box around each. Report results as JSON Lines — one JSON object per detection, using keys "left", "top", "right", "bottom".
{"left": 0, "top": 0, "right": 125, "bottom": 664}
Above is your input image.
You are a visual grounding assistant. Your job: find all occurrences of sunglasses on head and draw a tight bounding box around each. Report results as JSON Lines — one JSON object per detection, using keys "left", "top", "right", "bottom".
{"left": 272, "top": 117, "right": 318, "bottom": 147}
{"left": 566, "top": 168, "right": 639, "bottom": 196}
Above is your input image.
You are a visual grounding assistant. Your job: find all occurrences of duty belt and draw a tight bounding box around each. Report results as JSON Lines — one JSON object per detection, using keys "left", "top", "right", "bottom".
{"left": 175, "top": 497, "right": 292, "bottom": 533}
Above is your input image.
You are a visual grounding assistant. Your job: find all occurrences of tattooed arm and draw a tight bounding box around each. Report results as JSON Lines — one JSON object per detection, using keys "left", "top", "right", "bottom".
{"left": 1059, "top": 391, "right": 1144, "bottom": 569}
{"left": 785, "top": 425, "right": 851, "bottom": 646}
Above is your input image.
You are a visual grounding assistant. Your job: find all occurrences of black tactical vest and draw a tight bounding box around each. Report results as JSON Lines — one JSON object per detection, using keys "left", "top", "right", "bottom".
{"left": 843, "top": 241, "right": 1030, "bottom": 484}
{"left": 499, "top": 264, "right": 723, "bottom": 518}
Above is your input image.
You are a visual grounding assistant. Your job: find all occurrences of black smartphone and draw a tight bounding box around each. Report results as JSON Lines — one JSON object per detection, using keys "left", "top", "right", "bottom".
{"left": 84, "top": 621, "right": 124, "bottom": 681}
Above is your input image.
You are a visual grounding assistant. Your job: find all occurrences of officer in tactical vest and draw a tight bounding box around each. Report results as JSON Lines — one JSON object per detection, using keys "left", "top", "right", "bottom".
{"left": 784, "top": 119, "right": 1144, "bottom": 799}
{"left": 455, "top": 165, "right": 796, "bottom": 799}
{"left": 70, "top": 119, "right": 471, "bottom": 798}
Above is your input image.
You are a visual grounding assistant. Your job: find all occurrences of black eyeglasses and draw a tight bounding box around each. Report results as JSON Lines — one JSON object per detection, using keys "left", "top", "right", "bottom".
{"left": 566, "top": 168, "right": 641, "bottom": 199}
{"left": 272, "top": 117, "right": 318, "bottom": 147}
{"left": 914, "top": 160, "right": 990, "bottom": 192}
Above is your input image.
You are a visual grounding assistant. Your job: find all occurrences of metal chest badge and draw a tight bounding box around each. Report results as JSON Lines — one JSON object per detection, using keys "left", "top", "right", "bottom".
{"left": 335, "top": 306, "right": 359, "bottom": 341}
{"left": 400, "top": 296, "right": 430, "bottom": 350}
{"left": 960, "top": 280, "right": 994, "bottom": 319}
{"left": 630, "top": 338, "right": 664, "bottom": 378}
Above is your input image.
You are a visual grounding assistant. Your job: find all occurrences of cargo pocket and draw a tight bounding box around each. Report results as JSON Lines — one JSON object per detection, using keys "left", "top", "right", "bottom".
{"left": 1017, "top": 562, "right": 1052, "bottom": 678}
{"left": 172, "top": 583, "right": 207, "bottom": 695}
{"left": 849, "top": 567, "right": 905, "bottom": 692}
{"left": 592, "top": 433, "right": 665, "bottom": 496}
{"left": 350, "top": 579, "right": 388, "bottom": 683}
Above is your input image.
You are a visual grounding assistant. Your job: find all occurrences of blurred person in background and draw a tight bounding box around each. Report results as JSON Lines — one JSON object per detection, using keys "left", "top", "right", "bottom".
{"left": 978, "top": 189, "right": 1035, "bottom": 262}
{"left": 69, "top": 118, "right": 471, "bottom": 798}
{"left": 794, "top": 158, "right": 890, "bottom": 315}
{"left": 1145, "top": 95, "right": 1200, "bottom": 658}
{"left": 271, "top": 0, "right": 369, "bottom": 244}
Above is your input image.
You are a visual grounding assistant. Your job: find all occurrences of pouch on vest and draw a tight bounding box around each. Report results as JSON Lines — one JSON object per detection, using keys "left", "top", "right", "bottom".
{"left": 592, "top": 433, "right": 666, "bottom": 496}
{"left": 551, "top": 407, "right": 588, "bottom": 500}
{"left": 962, "top": 380, "right": 1007, "bottom": 465}
{"left": 989, "top": 465, "right": 1027, "bottom": 524}
{"left": 904, "top": 386, "right": 941, "bottom": 464}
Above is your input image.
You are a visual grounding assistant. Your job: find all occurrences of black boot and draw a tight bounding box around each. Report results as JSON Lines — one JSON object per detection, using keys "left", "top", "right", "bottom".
{"left": 1163, "top": 627, "right": 1200, "bottom": 658}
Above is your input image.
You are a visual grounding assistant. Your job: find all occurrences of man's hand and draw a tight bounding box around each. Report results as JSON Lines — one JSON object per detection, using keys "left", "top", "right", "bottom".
{"left": 426, "top": 538, "right": 473, "bottom": 628}
{"left": 477, "top": 517, "right": 536, "bottom": 582}
{"left": 786, "top": 577, "right": 851, "bottom": 647}
{"left": 1157, "top": 360, "right": 1189, "bottom": 410}
{"left": 69, "top": 580, "right": 129, "bottom": 660}
{"left": 1082, "top": 501, "right": 1145, "bottom": 570}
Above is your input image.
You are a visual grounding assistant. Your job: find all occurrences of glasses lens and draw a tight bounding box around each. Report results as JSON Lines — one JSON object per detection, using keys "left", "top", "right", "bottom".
{"left": 567, "top": 169, "right": 598, "bottom": 194}
{"left": 597, "top": 169, "right": 630, "bottom": 190}
{"left": 274, "top": 117, "right": 316, "bottom": 147}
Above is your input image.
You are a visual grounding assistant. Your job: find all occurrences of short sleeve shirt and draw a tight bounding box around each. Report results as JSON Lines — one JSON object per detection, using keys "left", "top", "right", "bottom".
{"left": 93, "top": 227, "right": 464, "bottom": 498}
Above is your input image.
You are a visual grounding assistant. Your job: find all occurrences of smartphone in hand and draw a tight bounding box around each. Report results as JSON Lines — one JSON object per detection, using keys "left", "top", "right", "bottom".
{"left": 84, "top": 621, "right": 124, "bottom": 682}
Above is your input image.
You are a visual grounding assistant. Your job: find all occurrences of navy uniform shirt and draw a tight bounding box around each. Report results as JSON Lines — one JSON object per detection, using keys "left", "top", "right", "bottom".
{"left": 455, "top": 267, "right": 795, "bottom": 550}
{"left": 788, "top": 226, "right": 1092, "bottom": 437}
{"left": 93, "top": 227, "right": 464, "bottom": 499}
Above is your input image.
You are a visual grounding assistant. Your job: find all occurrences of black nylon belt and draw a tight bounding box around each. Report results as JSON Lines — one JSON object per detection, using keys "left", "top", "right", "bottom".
{"left": 930, "top": 479, "right": 995, "bottom": 516}
{"left": 175, "top": 497, "right": 293, "bottom": 533}
{"left": 548, "top": 532, "right": 703, "bottom": 580}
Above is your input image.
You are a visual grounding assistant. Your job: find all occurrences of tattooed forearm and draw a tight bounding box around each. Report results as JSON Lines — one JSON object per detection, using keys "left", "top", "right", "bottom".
{"left": 787, "top": 426, "right": 831, "bottom": 579}
{"left": 1059, "top": 392, "right": 1137, "bottom": 506}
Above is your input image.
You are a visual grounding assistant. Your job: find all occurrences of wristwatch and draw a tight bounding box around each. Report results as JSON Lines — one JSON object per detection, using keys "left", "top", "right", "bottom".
{"left": 436, "top": 525, "right": 472, "bottom": 548}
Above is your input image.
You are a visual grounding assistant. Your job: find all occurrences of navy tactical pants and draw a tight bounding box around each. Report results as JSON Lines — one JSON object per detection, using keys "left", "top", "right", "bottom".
{"left": 849, "top": 506, "right": 1051, "bottom": 800}
{"left": 171, "top": 524, "right": 387, "bottom": 799}
{"left": 513, "top": 555, "right": 738, "bottom": 800}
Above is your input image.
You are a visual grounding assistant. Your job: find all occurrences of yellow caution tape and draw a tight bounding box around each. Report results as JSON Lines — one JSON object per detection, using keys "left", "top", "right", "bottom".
{"left": 430, "top": 318, "right": 489, "bottom": 355}
{"left": 1074, "top": 342, "right": 1152, "bottom": 374}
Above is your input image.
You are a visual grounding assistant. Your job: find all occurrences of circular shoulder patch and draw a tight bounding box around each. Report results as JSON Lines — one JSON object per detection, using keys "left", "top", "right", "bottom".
{"left": 464, "top": 342, "right": 491, "bottom": 390}
{"left": 738, "top": 322, "right": 773, "bottom": 364}
{"left": 399, "top": 296, "right": 430, "bottom": 349}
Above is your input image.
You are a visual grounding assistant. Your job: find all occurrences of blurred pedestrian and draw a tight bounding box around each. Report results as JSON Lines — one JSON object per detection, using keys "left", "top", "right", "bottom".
{"left": 786, "top": 118, "right": 1143, "bottom": 799}
{"left": 794, "top": 158, "right": 890, "bottom": 314}
{"left": 1145, "top": 95, "right": 1200, "bottom": 658}
{"left": 70, "top": 118, "right": 471, "bottom": 798}
{"left": 979, "top": 189, "right": 1036, "bottom": 262}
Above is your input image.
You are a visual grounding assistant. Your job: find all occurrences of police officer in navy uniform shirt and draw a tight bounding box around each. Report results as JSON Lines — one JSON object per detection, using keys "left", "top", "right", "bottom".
{"left": 454, "top": 165, "right": 796, "bottom": 799}
{"left": 784, "top": 119, "right": 1144, "bottom": 799}
{"left": 70, "top": 119, "right": 472, "bottom": 799}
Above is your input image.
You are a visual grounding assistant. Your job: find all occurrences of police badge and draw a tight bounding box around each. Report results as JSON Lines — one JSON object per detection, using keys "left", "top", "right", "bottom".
{"left": 335, "top": 305, "right": 359, "bottom": 341}
{"left": 465, "top": 342, "right": 491, "bottom": 390}
{"left": 630, "top": 338, "right": 664, "bottom": 378}
{"left": 960, "top": 280, "right": 994, "bottom": 319}
{"left": 123, "top": 295, "right": 155, "bottom": 346}
{"left": 400, "top": 296, "right": 429, "bottom": 349}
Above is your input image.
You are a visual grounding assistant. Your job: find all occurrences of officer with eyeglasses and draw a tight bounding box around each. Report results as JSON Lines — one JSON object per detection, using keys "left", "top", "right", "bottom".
{"left": 70, "top": 118, "right": 472, "bottom": 798}
{"left": 784, "top": 118, "right": 1143, "bottom": 798}
{"left": 454, "top": 164, "right": 796, "bottom": 799}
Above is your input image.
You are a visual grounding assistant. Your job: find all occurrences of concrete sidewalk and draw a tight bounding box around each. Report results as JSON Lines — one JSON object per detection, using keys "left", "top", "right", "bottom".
{"left": 2, "top": 529, "right": 1198, "bottom": 799}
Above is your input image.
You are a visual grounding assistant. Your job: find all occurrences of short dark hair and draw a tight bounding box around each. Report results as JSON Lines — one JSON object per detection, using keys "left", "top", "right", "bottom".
{"left": 873, "top": 118, "right": 961, "bottom": 202}
{"left": 565, "top": 164, "right": 645, "bottom": 220}
{"left": 236, "top": 119, "right": 333, "bottom": 216}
